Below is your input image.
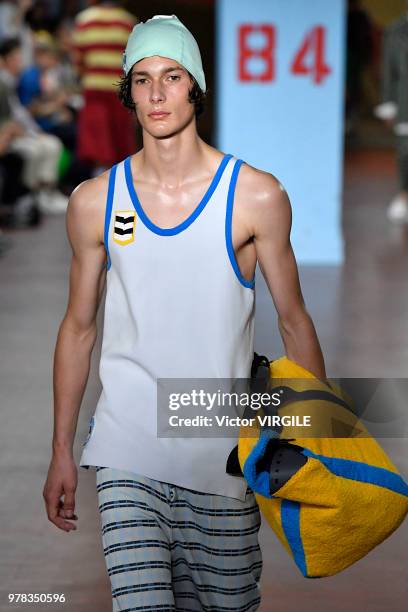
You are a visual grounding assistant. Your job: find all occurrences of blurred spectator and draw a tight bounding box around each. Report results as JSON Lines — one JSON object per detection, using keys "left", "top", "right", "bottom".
{"left": 0, "top": 37, "right": 68, "bottom": 214}
{"left": 0, "top": 32, "right": 40, "bottom": 228}
{"left": 0, "top": 0, "right": 34, "bottom": 68}
{"left": 48, "top": 18, "right": 93, "bottom": 193}
{"left": 0, "top": 136, "right": 41, "bottom": 228}
{"left": 346, "top": 0, "right": 374, "bottom": 133}
{"left": 17, "top": 30, "right": 77, "bottom": 152}
{"left": 25, "top": 0, "right": 56, "bottom": 33}
{"left": 54, "top": 18, "right": 82, "bottom": 96}
{"left": 375, "top": 12, "right": 408, "bottom": 223}
{"left": 72, "top": 0, "right": 137, "bottom": 175}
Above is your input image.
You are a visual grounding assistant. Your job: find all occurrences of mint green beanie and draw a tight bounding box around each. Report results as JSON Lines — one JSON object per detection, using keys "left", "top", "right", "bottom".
{"left": 123, "top": 14, "right": 206, "bottom": 92}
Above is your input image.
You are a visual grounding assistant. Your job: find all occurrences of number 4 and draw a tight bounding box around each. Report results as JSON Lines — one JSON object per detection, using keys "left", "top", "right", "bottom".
{"left": 291, "top": 26, "right": 331, "bottom": 85}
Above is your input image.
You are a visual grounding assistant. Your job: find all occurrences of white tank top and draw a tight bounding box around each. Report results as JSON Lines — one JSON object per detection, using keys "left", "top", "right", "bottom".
{"left": 79, "top": 153, "right": 256, "bottom": 500}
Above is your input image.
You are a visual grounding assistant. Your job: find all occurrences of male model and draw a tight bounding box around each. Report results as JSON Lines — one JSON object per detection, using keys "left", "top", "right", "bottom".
{"left": 43, "top": 15, "right": 327, "bottom": 611}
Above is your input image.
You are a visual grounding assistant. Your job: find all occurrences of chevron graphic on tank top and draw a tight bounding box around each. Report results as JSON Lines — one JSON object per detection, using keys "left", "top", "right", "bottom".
{"left": 113, "top": 210, "right": 136, "bottom": 246}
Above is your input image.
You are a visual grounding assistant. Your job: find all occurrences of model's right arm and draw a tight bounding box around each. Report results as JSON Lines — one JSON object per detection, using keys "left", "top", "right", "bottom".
{"left": 43, "top": 176, "right": 108, "bottom": 532}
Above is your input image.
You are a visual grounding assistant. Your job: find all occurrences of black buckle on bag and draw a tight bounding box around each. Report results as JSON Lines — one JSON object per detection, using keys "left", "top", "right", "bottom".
{"left": 226, "top": 352, "right": 272, "bottom": 477}
{"left": 250, "top": 351, "right": 271, "bottom": 381}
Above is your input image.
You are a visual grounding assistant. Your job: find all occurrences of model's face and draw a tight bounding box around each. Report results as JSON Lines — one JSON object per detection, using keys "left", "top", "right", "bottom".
{"left": 130, "top": 55, "right": 195, "bottom": 139}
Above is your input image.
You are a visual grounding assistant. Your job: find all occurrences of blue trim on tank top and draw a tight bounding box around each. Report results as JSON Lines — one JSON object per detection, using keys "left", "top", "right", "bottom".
{"left": 225, "top": 159, "right": 255, "bottom": 289}
{"left": 124, "top": 153, "right": 233, "bottom": 236}
{"left": 104, "top": 163, "right": 118, "bottom": 271}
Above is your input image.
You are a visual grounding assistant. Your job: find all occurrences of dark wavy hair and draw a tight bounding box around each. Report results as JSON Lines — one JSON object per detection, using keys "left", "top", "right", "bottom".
{"left": 117, "top": 68, "right": 206, "bottom": 118}
{"left": 0, "top": 36, "right": 21, "bottom": 58}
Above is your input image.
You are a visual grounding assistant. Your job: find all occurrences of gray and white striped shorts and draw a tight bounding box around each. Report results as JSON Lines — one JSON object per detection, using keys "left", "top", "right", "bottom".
{"left": 95, "top": 466, "right": 263, "bottom": 611}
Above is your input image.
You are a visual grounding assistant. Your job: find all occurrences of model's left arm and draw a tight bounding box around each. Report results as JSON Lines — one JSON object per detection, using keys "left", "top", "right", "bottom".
{"left": 252, "top": 173, "right": 327, "bottom": 380}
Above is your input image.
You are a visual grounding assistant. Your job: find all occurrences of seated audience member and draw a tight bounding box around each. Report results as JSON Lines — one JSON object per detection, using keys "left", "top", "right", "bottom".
{"left": 0, "top": 74, "right": 40, "bottom": 226}
{"left": 17, "top": 30, "right": 77, "bottom": 152}
{"left": 0, "top": 37, "right": 67, "bottom": 214}
{"left": 0, "top": 0, "right": 34, "bottom": 68}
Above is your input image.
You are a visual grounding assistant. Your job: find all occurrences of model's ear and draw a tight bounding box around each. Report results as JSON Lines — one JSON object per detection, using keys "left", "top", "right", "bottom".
{"left": 225, "top": 444, "right": 244, "bottom": 476}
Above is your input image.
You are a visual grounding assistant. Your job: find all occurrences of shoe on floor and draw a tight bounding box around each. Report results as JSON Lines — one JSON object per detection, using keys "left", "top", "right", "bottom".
{"left": 37, "top": 188, "right": 69, "bottom": 214}
{"left": 0, "top": 194, "right": 42, "bottom": 228}
{"left": 387, "top": 196, "right": 408, "bottom": 222}
{"left": 0, "top": 228, "right": 13, "bottom": 254}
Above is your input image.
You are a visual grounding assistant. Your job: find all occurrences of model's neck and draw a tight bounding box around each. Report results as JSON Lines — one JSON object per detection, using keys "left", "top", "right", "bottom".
{"left": 139, "top": 122, "right": 208, "bottom": 186}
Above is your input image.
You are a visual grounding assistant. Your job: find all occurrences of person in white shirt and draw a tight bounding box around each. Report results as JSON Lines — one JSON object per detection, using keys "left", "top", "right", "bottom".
{"left": 0, "top": 36, "right": 68, "bottom": 214}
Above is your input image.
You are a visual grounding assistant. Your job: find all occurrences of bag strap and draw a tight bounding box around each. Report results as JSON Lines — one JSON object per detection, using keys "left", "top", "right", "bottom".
{"left": 273, "top": 386, "right": 352, "bottom": 413}
{"left": 250, "top": 352, "right": 353, "bottom": 412}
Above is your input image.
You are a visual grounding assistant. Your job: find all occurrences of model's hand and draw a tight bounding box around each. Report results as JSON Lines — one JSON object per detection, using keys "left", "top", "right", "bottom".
{"left": 43, "top": 453, "right": 78, "bottom": 532}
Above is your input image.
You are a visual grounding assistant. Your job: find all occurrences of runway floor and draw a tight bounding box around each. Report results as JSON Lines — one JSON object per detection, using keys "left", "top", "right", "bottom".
{"left": 0, "top": 149, "right": 407, "bottom": 611}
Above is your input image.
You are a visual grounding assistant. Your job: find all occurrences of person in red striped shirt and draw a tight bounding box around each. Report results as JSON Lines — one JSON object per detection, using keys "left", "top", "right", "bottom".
{"left": 72, "top": 0, "right": 137, "bottom": 174}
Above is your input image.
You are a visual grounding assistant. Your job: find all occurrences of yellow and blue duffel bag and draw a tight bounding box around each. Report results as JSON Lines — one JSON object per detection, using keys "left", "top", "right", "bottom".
{"left": 226, "top": 354, "right": 408, "bottom": 578}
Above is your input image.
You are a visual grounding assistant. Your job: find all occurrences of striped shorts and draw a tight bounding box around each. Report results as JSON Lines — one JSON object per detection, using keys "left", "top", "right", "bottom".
{"left": 95, "top": 467, "right": 263, "bottom": 611}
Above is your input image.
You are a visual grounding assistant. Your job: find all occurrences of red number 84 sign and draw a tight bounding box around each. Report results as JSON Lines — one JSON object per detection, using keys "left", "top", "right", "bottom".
{"left": 239, "top": 24, "right": 331, "bottom": 85}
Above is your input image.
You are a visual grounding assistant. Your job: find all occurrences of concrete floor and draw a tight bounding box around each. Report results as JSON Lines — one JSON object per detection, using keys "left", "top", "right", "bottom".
{"left": 0, "top": 149, "right": 407, "bottom": 611}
